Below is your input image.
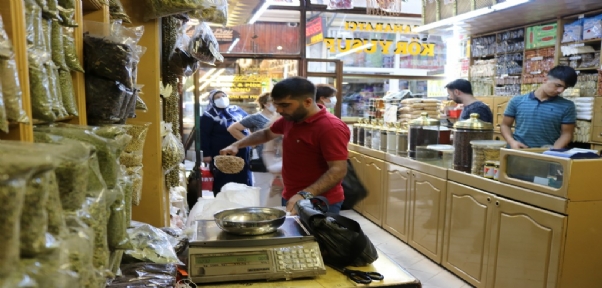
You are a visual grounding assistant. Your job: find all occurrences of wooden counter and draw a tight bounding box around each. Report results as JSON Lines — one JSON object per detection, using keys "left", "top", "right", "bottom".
{"left": 203, "top": 250, "right": 421, "bottom": 288}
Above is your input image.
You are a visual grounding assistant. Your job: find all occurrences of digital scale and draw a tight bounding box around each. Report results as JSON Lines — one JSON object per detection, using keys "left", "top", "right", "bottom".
{"left": 188, "top": 216, "right": 327, "bottom": 284}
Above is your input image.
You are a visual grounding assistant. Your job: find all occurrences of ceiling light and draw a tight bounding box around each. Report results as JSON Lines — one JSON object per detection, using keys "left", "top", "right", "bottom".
{"left": 413, "top": 0, "right": 530, "bottom": 33}
{"left": 227, "top": 38, "right": 240, "bottom": 53}
{"left": 277, "top": 46, "right": 283, "bottom": 50}
{"left": 249, "top": 1, "right": 271, "bottom": 24}
{"left": 329, "top": 43, "right": 374, "bottom": 59}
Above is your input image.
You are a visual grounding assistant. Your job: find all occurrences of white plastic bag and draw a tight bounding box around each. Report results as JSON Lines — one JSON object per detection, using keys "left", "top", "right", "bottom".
{"left": 186, "top": 198, "right": 243, "bottom": 226}
{"left": 217, "top": 182, "right": 260, "bottom": 207}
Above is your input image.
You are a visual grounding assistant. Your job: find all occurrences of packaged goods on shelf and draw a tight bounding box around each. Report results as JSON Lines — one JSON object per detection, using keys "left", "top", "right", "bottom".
{"left": 583, "top": 15, "right": 602, "bottom": 40}
{"left": 565, "top": 96, "right": 594, "bottom": 120}
{"left": 562, "top": 19, "right": 584, "bottom": 43}
{"left": 575, "top": 73, "right": 598, "bottom": 96}
{"left": 189, "top": 0, "right": 228, "bottom": 25}
{"left": 526, "top": 23, "right": 557, "bottom": 49}
{"left": 496, "top": 28, "right": 525, "bottom": 54}
{"left": 470, "top": 59, "right": 497, "bottom": 77}
{"left": 574, "top": 120, "right": 592, "bottom": 142}
{"left": 141, "top": 0, "right": 204, "bottom": 21}
{"left": 471, "top": 35, "right": 496, "bottom": 57}
{"left": 496, "top": 53, "right": 523, "bottom": 75}
{"left": 0, "top": 15, "right": 28, "bottom": 124}
{"left": 162, "top": 123, "right": 185, "bottom": 174}
{"left": 109, "top": 0, "right": 131, "bottom": 23}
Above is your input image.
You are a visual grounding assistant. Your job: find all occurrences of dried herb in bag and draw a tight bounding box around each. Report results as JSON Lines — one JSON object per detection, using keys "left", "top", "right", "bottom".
{"left": 46, "top": 171, "right": 67, "bottom": 237}
{"left": 63, "top": 27, "right": 84, "bottom": 72}
{"left": 59, "top": 68, "right": 78, "bottom": 116}
{"left": 58, "top": 0, "right": 75, "bottom": 9}
{"left": 120, "top": 151, "right": 143, "bottom": 167}
{"left": 108, "top": 178, "right": 132, "bottom": 250}
{"left": 142, "top": 0, "right": 204, "bottom": 21}
{"left": 47, "top": 63, "right": 68, "bottom": 118}
{"left": 126, "top": 166, "right": 143, "bottom": 206}
{"left": 46, "top": 0, "right": 61, "bottom": 20}
{"left": 136, "top": 94, "right": 148, "bottom": 111}
{"left": 122, "top": 122, "right": 150, "bottom": 152}
{"left": 85, "top": 75, "right": 130, "bottom": 124}
{"left": 109, "top": 0, "right": 131, "bottom": 23}
{"left": 64, "top": 215, "right": 95, "bottom": 288}
{"left": 123, "top": 176, "right": 133, "bottom": 227}
{"left": 126, "top": 87, "right": 139, "bottom": 119}
{"left": 0, "top": 76, "right": 8, "bottom": 133}
{"left": 41, "top": 18, "right": 52, "bottom": 55}
{"left": 51, "top": 20, "right": 68, "bottom": 69}
{"left": 20, "top": 170, "right": 54, "bottom": 257}
{"left": 84, "top": 33, "right": 135, "bottom": 89}
{"left": 0, "top": 15, "right": 29, "bottom": 123}
{"left": 188, "top": 23, "right": 217, "bottom": 64}
{"left": 29, "top": 50, "right": 57, "bottom": 122}
{"left": 58, "top": 6, "right": 78, "bottom": 27}
{"left": 34, "top": 0, "right": 50, "bottom": 16}
{"left": 190, "top": 0, "right": 228, "bottom": 25}
{"left": 162, "top": 123, "right": 185, "bottom": 173}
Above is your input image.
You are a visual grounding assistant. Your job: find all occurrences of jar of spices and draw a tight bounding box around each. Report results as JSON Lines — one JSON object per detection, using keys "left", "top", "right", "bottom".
{"left": 396, "top": 123, "right": 409, "bottom": 157}
{"left": 484, "top": 161, "right": 496, "bottom": 179}
{"left": 386, "top": 122, "right": 397, "bottom": 155}
{"left": 408, "top": 112, "right": 441, "bottom": 159}
{"left": 470, "top": 140, "right": 507, "bottom": 176}
{"left": 379, "top": 120, "right": 388, "bottom": 152}
{"left": 453, "top": 113, "right": 494, "bottom": 173}
{"left": 371, "top": 119, "right": 381, "bottom": 150}
{"left": 493, "top": 161, "right": 501, "bottom": 180}
{"left": 357, "top": 118, "right": 365, "bottom": 146}
{"left": 352, "top": 120, "right": 360, "bottom": 145}
{"left": 364, "top": 119, "right": 373, "bottom": 149}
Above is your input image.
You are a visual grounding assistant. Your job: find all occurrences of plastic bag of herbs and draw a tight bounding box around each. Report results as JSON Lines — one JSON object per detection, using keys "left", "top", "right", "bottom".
{"left": 162, "top": 123, "right": 185, "bottom": 174}
{"left": 189, "top": 0, "right": 228, "bottom": 25}
{"left": 188, "top": 22, "right": 222, "bottom": 65}
{"left": 169, "top": 30, "right": 200, "bottom": 77}
{"left": 34, "top": 124, "right": 131, "bottom": 189}
{"left": 141, "top": 0, "right": 204, "bottom": 21}
{"left": 19, "top": 239, "right": 80, "bottom": 288}
{"left": 107, "top": 175, "right": 133, "bottom": 250}
{"left": 63, "top": 215, "right": 96, "bottom": 288}
{"left": 0, "top": 154, "right": 55, "bottom": 279}
{"left": 109, "top": 0, "right": 131, "bottom": 23}
{"left": 33, "top": 132, "right": 92, "bottom": 211}
{"left": 0, "top": 14, "right": 29, "bottom": 124}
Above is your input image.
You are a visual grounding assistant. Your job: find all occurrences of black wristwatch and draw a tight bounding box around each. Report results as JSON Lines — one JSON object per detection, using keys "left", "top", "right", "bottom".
{"left": 297, "top": 191, "right": 314, "bottom": 200}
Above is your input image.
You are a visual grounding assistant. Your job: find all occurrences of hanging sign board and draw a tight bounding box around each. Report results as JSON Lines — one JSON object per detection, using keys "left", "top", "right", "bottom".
{"left": 214, "top": 28, "right": 239, "bottom": 44}
{"left": 306, "top": 16, "right": 325, "bottom": 46}
{"left": 324, "top": 38, "right": 437, "bottom": 57}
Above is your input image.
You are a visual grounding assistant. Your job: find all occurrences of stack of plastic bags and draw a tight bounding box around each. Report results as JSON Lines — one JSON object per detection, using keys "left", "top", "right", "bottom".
{"left": 397, "top": 98, "right": 441, "bottom": 122}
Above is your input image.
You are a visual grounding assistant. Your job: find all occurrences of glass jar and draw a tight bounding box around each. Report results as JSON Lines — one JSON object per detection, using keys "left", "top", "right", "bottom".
{"left": 357, "top": 118, "right": 365, "bottom": 146}
{"left": 396, "top": 123, "right": 409, "bottom": 157}
{"left": 484, "top": 161, "right": 496, "bottom": 179}
{"left": 493, "top": 161, "right": 501, "bottom": 180}
{"left": 371, "top": 119, "right": 380, "bottom": 150}
{"left": 386, "top": 122, "right": 397, "bottom": 155}
{"left": 379, "top": 120, "right": 388, "bottom": 152}
{"left": 364, "top": 119, "right": 373, "bottom": 149}
{"left": 408, "top": 112, "right": 441, "bottom": 159}
{"left": 470, "top": 140, "right": 507, "bottom": 176}
{"left": 352, "top": 120, "right": 360, "bottom": 144}
{"left": 452, "top": 113, "right": 494, "bottom": 173}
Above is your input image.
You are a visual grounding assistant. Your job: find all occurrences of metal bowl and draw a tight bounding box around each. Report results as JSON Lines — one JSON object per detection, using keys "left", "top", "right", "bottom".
{"left": 213, "top": 207, "right": 287, "bottom": 236}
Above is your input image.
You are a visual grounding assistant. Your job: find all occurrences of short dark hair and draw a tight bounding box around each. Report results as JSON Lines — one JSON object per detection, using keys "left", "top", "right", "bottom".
{"left": 271, "top": 77, "right": 316, "bottom": 101}
{"left": 316, "top": 84, "right": 337, "bottom": 99}
{"left": 547, "top": 65, "right": 578, "bottom": 88}
{"left": 444, "top": 79, "right": 473, "bottom": 95}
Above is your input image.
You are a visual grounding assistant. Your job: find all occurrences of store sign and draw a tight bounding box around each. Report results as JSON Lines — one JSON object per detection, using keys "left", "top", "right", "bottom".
{"left": 344, "top": 21, "right": 419, "bottom": 34}
{"left": 324, "top": 38, "right": 436, "bottom": 57}
{"left": 306, "top": 16, "right": 324, "bottom": 46}
{"left": 210, "top": 75, "right": 269, "bottom": 100}
{"left": 214, "top": 28, "right": 239, "bottom": 43}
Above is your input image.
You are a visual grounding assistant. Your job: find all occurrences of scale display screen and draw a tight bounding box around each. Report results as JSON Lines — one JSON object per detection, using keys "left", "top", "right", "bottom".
{"left": 196, "top": 252, "right": 269, "bottom": 265}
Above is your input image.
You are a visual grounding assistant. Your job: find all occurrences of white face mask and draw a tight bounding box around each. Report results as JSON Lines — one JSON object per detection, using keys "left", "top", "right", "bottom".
{"left": 266, "top": 104, "right": 276, "bottom": 112}
{"left": 325, "top": 96, "right": 337, "bottom": 109}
{"left": 214, "top": 97, "right": 229, "bottom": 109}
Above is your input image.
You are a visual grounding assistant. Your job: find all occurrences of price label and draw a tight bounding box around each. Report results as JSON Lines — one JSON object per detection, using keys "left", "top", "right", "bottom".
{"left": 571, "top": 43, "right": 585, "bottom": 47}
{"left": 569, "top": 56, "right": 582, "bottom": 60}
{"left": 530, "top": 56, "right": 544, "bottom": 61}
{"left": 530, "top": 71, "right": 542, "bottom": 75}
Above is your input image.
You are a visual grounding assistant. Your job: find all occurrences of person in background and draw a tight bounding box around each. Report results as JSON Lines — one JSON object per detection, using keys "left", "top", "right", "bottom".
{"left": 200, "top": 90, "right": 252, "bottom": 196}
{"left": 501, "top": 65, "right": 577, "bottom": 149}
{"left": 316, "top": 84, "right": 337, "bottom": 111}
{"left": 261, "top": 115, "right": 284, "bottom": 207}
{"left": 227, "top": 92, "right": 276, "bottom": 206}
{"left": 220, "top": 77, "right": 349, "bottom": 214}
{"left": 445, "top": 79, "right": 494, "bottom": 123}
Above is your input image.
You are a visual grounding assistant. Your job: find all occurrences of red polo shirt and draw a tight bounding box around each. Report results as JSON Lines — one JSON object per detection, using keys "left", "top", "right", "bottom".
{"left": 270, "top": 105, "right": 350, "bottom": 205}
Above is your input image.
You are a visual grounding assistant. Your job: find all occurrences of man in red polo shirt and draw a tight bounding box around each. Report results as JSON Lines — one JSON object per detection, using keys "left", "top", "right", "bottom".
{"left": 220, "top": 77, "right": 349, "bottom": 214}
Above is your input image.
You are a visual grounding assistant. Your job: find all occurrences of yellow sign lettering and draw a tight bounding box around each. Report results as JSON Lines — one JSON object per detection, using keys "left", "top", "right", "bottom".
{"left": 379, "top": 40, "right": 394, "bottom": 54}
{"left": 421, "top": 43, "right": 435, "bottom": 56}
{"left": 394, "top": 41, "right": 408, "bottom": 55}
{"left": 325, "top": 38, "right": 336, "bottom": 52}
{"left": 408, "top": 41, "right": 421, "bottom": 55}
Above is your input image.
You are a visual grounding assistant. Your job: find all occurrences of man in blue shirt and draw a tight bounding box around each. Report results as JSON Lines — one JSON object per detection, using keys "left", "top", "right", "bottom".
{"left": 445, "top": 79, "right": 493, "bottom": 123}
{"left": 501, "top": 66, "right": 577, "bottom": 149}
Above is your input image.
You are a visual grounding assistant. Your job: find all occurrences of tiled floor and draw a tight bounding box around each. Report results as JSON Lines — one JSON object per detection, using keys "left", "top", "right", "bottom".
{"left": 340, "top": 210, "right": 473, "bottom": 288}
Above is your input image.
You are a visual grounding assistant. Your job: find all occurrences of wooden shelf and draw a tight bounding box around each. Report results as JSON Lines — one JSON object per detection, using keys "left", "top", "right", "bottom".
{"left": 32, "top": 116, "right": 77, "bottom": 125}
{"left": 562, "top": 38, "right": 602, "bottom": 46}
{"left": 575, "top": 67, "right": 600, "bottom": 71}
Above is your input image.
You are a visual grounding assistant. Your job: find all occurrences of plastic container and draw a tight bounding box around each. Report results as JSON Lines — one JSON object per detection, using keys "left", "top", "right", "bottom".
{"left": 470, "top": 140, "right": 507, "bottom": 176}
{"left": 357, "top": 118, "right": 365, "bottom": 146}
{"left": 386, "top": 122, "right": 397, "bottom": 155}
{"left": 453, "top": 113, "right": 494, "bottom": 173}
{"left": 396, "top": 123, "right": 408, "bottom": 157}
{"left": 364, "top": 119, "right": 373, "bottom": 149}
{"left": 371, "top": 119, "right": 380, "bottom": 150}
{"left": 408, "top": 112, "right": 441, "bottom": 159}
{"left": 352, "top": 121, "right": 359, "bottom": 145}
{"left": 379, "top": 120, "right": 388, "bottom": 152}
{"left": 426, "top": 144, "right": 455, "bottom": 168}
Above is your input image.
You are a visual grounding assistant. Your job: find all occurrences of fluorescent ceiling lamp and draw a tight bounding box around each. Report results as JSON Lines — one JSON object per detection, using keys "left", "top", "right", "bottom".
{"left": 227, "top": 38, "right": 240, "bottom": 53}
{"left": 198, "top": 68, "right": 217, "bottom": 83}
{"left": 329, "top": 43, "right": 374, "bottom": 59}
{"left": 198, "top": 68, "right": 226, "bottom": 91}
{"left": 249, "top": 1, "right": 271, "bottom": 24}
{"left": 413, "top": 0, "right": 530, "bottom": 33}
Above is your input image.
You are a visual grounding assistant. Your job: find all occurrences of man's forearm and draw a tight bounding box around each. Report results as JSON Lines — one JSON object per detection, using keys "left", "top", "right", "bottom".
{"left": 553, "top": 133, "right": 572, "bottom": 149}
{"left": 303, "top": 166, "right": 346, "bottom": 196}
{"left": 229, "top": 129, "right": 246, "bottom": 140}
{"left": 232, "top": 129, "right": 272, "bottom": 149}
{"left": 500, "top": 124, "right": 514, "bottom": 143}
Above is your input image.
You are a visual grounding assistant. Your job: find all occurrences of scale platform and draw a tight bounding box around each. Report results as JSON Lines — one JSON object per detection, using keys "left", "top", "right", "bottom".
{"left": 188, "top": 216, "right": 327, "bottom": 284}
{"left": 190, "top": 216, "right": 314, "bottom": 247}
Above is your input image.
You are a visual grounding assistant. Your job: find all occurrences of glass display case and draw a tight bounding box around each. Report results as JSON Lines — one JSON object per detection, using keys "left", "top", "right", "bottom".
{"left": 499, "top": 148, "right": 602, "bottom": 199}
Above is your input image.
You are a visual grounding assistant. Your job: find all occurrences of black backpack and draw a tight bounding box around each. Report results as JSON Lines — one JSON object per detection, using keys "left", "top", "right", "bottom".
{"left": 341, "top": 159, "right": 368, "bottom": 210}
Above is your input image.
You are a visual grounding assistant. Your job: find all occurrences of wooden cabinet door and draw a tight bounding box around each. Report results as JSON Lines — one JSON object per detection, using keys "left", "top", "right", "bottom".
{"left": 443, "top": 182, "right": 495, "bottom": 288}
{"left": 493, "top": 97, "right": 512, "bottom": 130}
{"left": 348, "top": 151, "right": 365, "bottom": 214}
{"left": 383, "top": 163, "right": 411, "bottom": 242}
{"left": 486, "top": 196, "right": 566, "bottom": 288}
{"left": 362, "top": 156, "right": 385, "bottom": 226}
{"left": 408, "top": 170, "right": 447, "bottom": 263}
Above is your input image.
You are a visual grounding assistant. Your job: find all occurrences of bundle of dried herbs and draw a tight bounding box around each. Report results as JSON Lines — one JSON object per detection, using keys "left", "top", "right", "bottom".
{"left": 51, "top": 20, "right": 68, "bottom": 69}
{"left": 109, "top": 0, "right": 131, "bottom": 23}
{"left": 45, "top": 0, "right": 61, "bottom": 20}
{"left": 108, "top": 179, "right": 132, "bottom": 250}
{"left": 29, "top": 51, "right": 56, "bottom": 122}
{"left": 85, "top": 75, "right": 130, "bottom": 125}
{"left": 142, "top": 0, "right": 204, "bottom": 21}
{"left": 58, "top": 6, "right": 78, "bottom": 27}
{"left": 162, "top": 16, "right": 179, "bottom": 83}
{"left": 63, "top": 27, "right": 84, "bottom": 72}
{"left": 33, "top": 132, "right": 92, "bottom": 212}
{"left": 58, "top": 68, "right": 78, "bottom": 116}
{"left": 41, "top": 18, "right": 52, "bottom": 55}
{"left": 84, "top": 33, "right": 135, "bottom": 89}
{"left": 47, "top": 63, "right": 68, "bottom": 118}
{"left": 0, "top": 58, "right": 29, "bottom": 123}
{"left": 126, "top": 166, "right": 143, "bottom": 206}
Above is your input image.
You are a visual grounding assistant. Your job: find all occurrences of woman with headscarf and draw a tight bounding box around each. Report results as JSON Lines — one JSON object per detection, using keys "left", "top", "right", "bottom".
{"left": 200, "top": 90, "right": 252, "bottom": 196}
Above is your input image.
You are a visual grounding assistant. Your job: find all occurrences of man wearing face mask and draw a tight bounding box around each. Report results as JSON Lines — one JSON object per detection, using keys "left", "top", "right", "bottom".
{"left": 200, "top": 90, "right": 252, "bottom": 196}
{"left": 316, "top": 84, "right": 338, "bottom": 112}
{"left": 445, "top": 79, "right": 493, "bottom": 123}
{"left": 220, "top": 77, "right": 349, "bottom": 214}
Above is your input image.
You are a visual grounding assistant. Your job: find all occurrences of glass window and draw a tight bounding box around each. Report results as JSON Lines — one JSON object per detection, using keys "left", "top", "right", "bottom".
{"left": 213, "top": 10, "right": 300, "bottom": 55}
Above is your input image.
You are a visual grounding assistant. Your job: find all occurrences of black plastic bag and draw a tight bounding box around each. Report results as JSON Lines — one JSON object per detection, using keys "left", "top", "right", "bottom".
{"left": 341, "top": 159, "right": 368, "bottom": 210}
